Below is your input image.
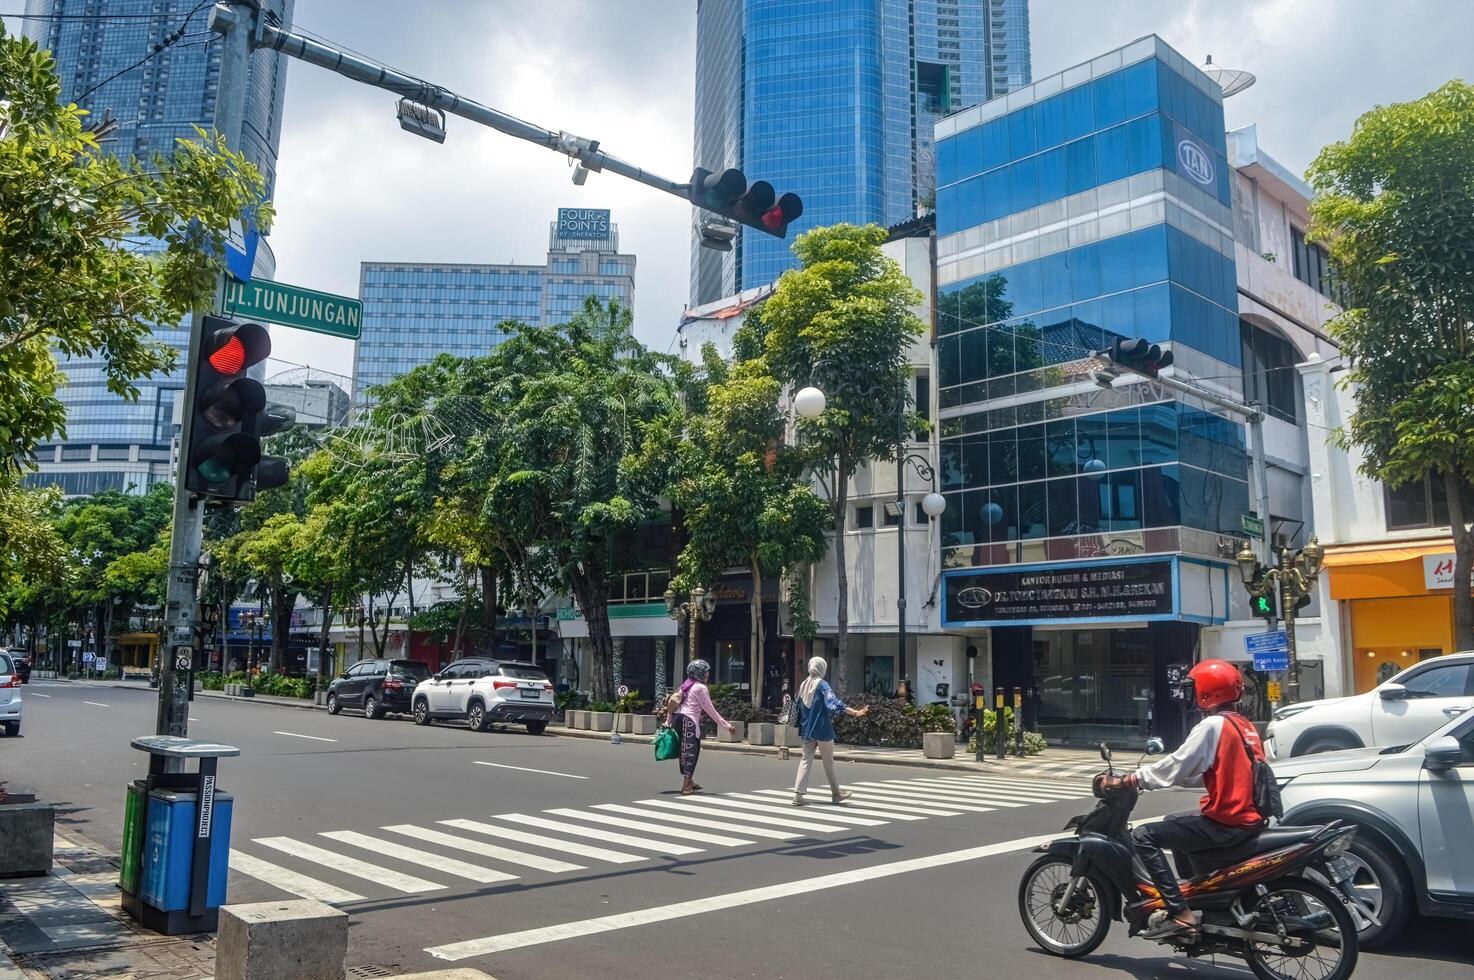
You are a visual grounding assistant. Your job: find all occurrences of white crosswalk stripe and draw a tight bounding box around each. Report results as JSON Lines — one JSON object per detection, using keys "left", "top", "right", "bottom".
{"left": 699, "top": 795, "right": 890, "bottom": 827}
{"left": 545, "top": 808, "right": 755, "bottom": 847}
{"left": 489, "top": 813, "right": 704, "bottom": 856}
{"left": 846, "top": 783, "right": 1004, "bottom": 811}
{"left": 254, "top": 837, "right": 445, "bottom": 893}
{"left": 649, "top": 798, "right": 852, "bottom": 833}
{"left": 319, "top": 831, "right": 518, "bottom": 884}
{"left": 440, "top": 819, "right": 645, "bottom": 865}
{"left": 594, "top": 803, "right": 801, "bottom": 841}
{"left": 383, "top": 824, "right": 586, "bottom": 873}
{"left": 229, "top": 849, "right": 366, "bottom": 904}
{"left": 930, "top": 774, "right": 1091, "bottom": 796}
{"left": 725, "top": 792, "right": 927, "bottom": 821}
{"left": 748, "top": 789, "right": 963, "bottom": 817}
{"left": 895, "top": 778, "right": 1080, "bottom": 804}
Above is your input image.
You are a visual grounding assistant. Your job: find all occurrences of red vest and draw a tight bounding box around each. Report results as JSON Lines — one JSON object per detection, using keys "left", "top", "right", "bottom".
{"left": 1200, "top": 712, "right": 1266, "bottom": 828}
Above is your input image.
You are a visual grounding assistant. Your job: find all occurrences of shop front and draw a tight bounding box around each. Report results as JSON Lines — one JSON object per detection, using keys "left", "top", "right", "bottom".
{"left": 942, "top": 555, "right": 1230, "bottom": 747}
{"left": 1324, "top": 540, "right": 1461, "bottom": 694}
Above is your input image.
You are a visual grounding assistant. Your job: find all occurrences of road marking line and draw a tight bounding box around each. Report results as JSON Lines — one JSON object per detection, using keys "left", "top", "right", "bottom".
{"left": 850, "top": 782, "right": 1016, "bottom": 808}
{"left": 936, "top": 772, "right": 1094, "bottom": 788}
{"left": 472, "top": 760, "right": 587, "bottom": 779}
{"left": 846, "top": 784, "right": 1003, "bottom": 811}
{"left": 29, "top": 693, "right": 51, "bottom": 698}
{"left": 923, "top": 775, "right": 1088, "bottom": 797}
{"left": 425, "top": 827, "right": 1094, "bottom": 960}
{"left": 702, "top": 794, "right": 889, "bottom": 827}
{"left": 896, "top": 778, "right": 1078, "bottom": 803}
{"left": 82, "top": 701, "right": 109, "bottom": 708}
{"left": 492, "top": 813, "right": 704, "bottom": 856}
{"left": 229, "top": 849, "right": 365, "bottom": 904}
{"left": 253, "top": 838, "right": 444, "bottom": 893}
{"left": 646, "top": 798, "right": 848, "bottom": 834}
{"left": 440, "top": 819, "right": 644, "bottom": 865}
{"left": 742, "top": 789, "right": 961, "bottom": 819}
{"left": 383, "top": 825, "right": 585, "bottom": 873}
{"left": 53, "top": 833, "right": 77, "bottom": 848}
{"left": 272, "top": 731, "right": 337, "bottom": 742}
{"left": 594, "top": 804, "right": 799, "bottom": 841}
{"left": 320, "top": 831, "right": 518, "bottom": 884}
{"left": 546, "top": 808, "right": 754, "bottom": 847}
{"left": 188, "top": 717, "right": 200, "bottom": 722}
{"left": 727, "top": 792, "right": 926, "bottom": 821}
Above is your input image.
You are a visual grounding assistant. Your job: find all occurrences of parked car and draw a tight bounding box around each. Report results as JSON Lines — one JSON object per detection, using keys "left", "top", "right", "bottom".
{"left": 3, "top": 649, "right": 29, "bottom": 684}
{"left": 325, "top": 658, "right": 430, "bottom": 719}
{"left": 1, "top": 651, "right": 23, "bottom": 736}
{"left": 1265, "top": 650, "right": 1474, "bottom": 758}
{"left": 411, "top": 658, "right": 554, "bottom": 734}
{"left": 1274, "top": 707, "right": 1474, "bottom": 947}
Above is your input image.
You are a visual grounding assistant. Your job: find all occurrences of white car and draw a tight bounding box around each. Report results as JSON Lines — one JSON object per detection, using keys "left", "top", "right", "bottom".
{"left": 1265, "top": 651, "right": 1474, "bottom": 759}
{"left": 410, "top": 657, "right": 555, "bottom": 735}
{"left": 1, "top": 650, "right": 23, "bottom": 736}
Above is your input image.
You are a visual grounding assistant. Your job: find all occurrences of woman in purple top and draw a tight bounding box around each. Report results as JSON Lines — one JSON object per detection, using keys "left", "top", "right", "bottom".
{"left": 667, "top": 659, "right": 733, "bottom": 795}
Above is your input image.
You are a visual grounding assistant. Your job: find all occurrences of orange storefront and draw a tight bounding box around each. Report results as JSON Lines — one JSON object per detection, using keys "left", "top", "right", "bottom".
{"left": 1325, "top": 540, "right": 1461, "bottom": 693}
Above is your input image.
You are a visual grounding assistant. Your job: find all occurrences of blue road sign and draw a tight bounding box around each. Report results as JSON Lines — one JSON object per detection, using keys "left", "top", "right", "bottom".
{"left": 1253, "top": 651, "right": 1290, "bottom": 672}
{"left": 1246, "top": 628, "right": 1289, "bottom": 671}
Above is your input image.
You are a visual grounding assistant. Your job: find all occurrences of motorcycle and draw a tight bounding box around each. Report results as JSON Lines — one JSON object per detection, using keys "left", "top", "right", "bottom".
{"left": 1017, "top": 741, "right": 1365, "bottom": 980}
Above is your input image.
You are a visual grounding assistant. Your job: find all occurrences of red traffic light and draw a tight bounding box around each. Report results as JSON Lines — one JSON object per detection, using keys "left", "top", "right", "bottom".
{"left": 202, "top": 319, "right": 271, "bottom": 377}
{"left": 689, "top": 167, "right": 804, "bottom": 239}
{"left": 761, "top": 192, "right": 804, "bottom": 232}
{"left": 208, "top": 336, "right": 246, "bottom": 374}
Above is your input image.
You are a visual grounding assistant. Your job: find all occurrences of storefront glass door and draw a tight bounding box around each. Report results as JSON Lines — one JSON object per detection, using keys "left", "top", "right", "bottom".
{"left": 1033, "top": 628, "right": 1153, "bottom": 745}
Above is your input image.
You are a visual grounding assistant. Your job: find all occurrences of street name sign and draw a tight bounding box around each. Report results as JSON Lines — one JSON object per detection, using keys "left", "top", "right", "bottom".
{"left": 224, "top": 278, "right": 362, "bottom": 340}
{"left": 1241, "top": 513, "right": 1265, "bottom": 538}
{"left": 1245, "top": 628, "right": 1289, "bottom": 671}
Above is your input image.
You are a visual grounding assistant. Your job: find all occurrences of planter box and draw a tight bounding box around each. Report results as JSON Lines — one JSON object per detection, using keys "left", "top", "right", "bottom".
{"left": 589, "top": 711, "right": 614, "bottom": 732}
{"left": 716, "top": 721, "right": 746, "bottom": 743}
{"left": 564, "top": 710, "right": 583, "bottom": 729}
{"left": 0, "top": 803, "right": 54, "bottom": 878}
{"left": 747, "top": 722, "right": 775, "bottom": 746}
{"left": 778, "top": 725, "right": 802, "bottom": 747}
{"left": 629, "top": 714, "right": 657, "bottom": 735}
{"left": 615, "top": 714, "right": 634, "bottom": 733}
{"left": 192, "top": 680, "right": 203, "bottom": 693}
{"left": 923, "top": 731, "right": 956, "bottom": 759}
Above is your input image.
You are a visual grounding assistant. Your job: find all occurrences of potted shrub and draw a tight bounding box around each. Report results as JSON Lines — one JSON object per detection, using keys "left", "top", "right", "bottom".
{"left": 588, "top": 701, "right": 615, "bottom": 732}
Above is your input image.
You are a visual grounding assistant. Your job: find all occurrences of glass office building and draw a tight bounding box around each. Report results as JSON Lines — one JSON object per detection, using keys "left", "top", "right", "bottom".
{"left": 933, "top": 37, "right": 1244, "bottom": 747}
{"left": 21, "top": 0, "right": 292, "bottom": 495}
{"left": 690, "top": 0, "right": 1030, "bottom": 305}
{"left": 353, "top": 210, "right": 636, "bottom": 400}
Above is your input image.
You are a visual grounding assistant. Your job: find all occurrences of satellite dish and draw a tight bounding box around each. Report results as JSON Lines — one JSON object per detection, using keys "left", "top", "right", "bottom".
{"left": 1201, "top": 54, "right": 1256, "bottom": 98}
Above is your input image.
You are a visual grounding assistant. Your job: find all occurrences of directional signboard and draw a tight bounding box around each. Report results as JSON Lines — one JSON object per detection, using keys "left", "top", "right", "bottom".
{"left": 1245, "top": 628, "right": 1289, "bottom": 671}
{"left": 1241, "top": 513, "right": 1265, "bottom": 538}
{"left": 224, "top": 278, "right": 362, "bottom": 340}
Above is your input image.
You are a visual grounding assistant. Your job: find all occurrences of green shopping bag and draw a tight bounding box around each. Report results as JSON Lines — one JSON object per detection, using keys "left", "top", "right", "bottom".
{"left": 653, "top": 723, "right": 681, "bottom": 761}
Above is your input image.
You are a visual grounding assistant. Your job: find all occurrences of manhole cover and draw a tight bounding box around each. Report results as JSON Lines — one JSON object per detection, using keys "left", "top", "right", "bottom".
{"left": 348, "top": 967, "right": 395, "bottom": 979}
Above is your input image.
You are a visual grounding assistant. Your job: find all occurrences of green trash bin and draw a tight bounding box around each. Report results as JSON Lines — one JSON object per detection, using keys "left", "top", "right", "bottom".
{"left": 119, "top": 780, "right": 146, "bottom": 896}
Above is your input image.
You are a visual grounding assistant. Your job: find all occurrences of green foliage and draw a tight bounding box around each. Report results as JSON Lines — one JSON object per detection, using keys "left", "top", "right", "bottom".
{"left": 0, "top": 477, "right": 68, "bottom": 617}
{"left": 0, "top": 24, "right": 272, "bottom": 469}
{"left": 963, "top": 708, "right": 1046, "bottom": 755}
{"left": 197, "top": 671, "right": 224, "bottom": 691}
{"left": 250, "top": 672, "right": 315, "bottom": 700}
{"left": 554, "top": 689, "right": 589, "bottom": 712}
{"left": 613, "top": 689, "right": 646, "bottom": 714}
{"left": 829, "top": 694, "right": 958, "bottom": 748}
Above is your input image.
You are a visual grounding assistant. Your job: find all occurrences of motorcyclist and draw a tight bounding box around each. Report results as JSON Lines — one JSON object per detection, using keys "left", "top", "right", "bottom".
{"left": 1107, "top": 659, "right": 1267, "bottom": 939}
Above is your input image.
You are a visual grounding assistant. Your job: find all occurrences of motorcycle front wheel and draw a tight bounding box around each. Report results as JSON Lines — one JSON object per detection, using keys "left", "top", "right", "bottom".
{"left": 1243, "top": 876, "right": 1359, "bottom": 980}
{"left": 1017, "top": 855, "right": 1112, "bottom": 958}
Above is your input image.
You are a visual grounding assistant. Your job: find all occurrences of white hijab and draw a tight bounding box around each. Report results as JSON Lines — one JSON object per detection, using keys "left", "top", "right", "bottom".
{"left": 799, "top": 656, "right": 827, "bottom": 708}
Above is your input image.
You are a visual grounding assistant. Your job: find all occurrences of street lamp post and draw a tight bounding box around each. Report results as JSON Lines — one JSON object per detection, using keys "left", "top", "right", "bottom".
{"left": 663, "top": 587, "right": 717, "bottom": 681}
{"left": 1236, "top": 536, "right": 1325, "bottom": 705}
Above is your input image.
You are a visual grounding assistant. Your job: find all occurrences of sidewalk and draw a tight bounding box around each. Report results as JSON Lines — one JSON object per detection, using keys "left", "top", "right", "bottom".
{"left": 62, "top": 679, "right": 1105, "bottom": 779}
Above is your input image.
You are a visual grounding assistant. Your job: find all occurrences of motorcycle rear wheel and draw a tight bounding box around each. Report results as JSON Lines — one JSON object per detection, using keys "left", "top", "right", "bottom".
{"left": 1243, "top": 876, "right": 1359, "bottom": 980}
{"left": 1018, "top": 855, "right": 1112, "bottom": 958}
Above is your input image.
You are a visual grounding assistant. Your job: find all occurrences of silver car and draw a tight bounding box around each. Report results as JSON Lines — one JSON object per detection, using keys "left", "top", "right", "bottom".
{"left": 0, "top": 651, "right": 23, "bottom": 736}
{"left": 1273, "top": 706, "right": 1474, "bottom": 947}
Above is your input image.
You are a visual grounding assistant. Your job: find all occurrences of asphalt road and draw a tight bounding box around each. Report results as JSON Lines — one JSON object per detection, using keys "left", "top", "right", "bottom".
{"left": 4, "top": 681, "right": 1470, "bottom": 979}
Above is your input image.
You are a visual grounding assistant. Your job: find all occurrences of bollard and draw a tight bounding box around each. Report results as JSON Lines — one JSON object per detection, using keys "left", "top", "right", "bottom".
{"left": 1013, "top": 687, "right": 1024, "bottom": 755}
{"left": 610, "top": 709, "right": 622, "bottom": 746}
{"left": 973, "top": 691, "right": 985, "bottom": 762}
{"left": 994, "top": 687, "right": 1007, "bottom": 759}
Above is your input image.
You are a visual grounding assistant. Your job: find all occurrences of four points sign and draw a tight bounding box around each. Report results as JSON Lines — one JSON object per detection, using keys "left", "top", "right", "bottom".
{"left": 224, "top": 277, "right": 362, "bottom": 340}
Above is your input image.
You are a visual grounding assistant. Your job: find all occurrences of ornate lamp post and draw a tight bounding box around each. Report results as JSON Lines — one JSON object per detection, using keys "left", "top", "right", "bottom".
{"left": 664, "top": 586, "right": 717, "bottom": 679}
{"left": 1236, "top": 536, "right": 1325, "bottom": 705}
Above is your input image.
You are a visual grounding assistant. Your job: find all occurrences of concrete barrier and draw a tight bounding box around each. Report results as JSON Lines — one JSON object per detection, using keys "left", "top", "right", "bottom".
{"left": 922, "top": 731, "right": 956, "bottom": 759}
{"left": 589, "top": 711, "right": 614, "bottom": 732}
{"left": 778, "top": 725, "right": 802, "bottom": 747}
{"left": 747, "top": 722, "right": 775, "bottom": 745}
{"left": 217, "top": 900, "right": 348, "bottom": 980}
{"left": 615, "top": 713, "right": 633, "bottom": 733}
{"left": 629, "top": 714, "right": 657, "bottom": 735}
{"left": 0, "top": 803, "right": 54, "bottom": 878}
{"left": 716, "top": 721, "right": 746, "bottom": 743}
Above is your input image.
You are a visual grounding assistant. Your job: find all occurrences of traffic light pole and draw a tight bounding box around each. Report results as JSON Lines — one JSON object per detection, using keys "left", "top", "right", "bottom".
{"left": 155, "top": 1, "right": 254, "bottom": 749}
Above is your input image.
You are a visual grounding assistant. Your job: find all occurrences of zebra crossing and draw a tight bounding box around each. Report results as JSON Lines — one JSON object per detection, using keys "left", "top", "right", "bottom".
{"left": 226, "top": 772, "right": 1093, "bottom": 906}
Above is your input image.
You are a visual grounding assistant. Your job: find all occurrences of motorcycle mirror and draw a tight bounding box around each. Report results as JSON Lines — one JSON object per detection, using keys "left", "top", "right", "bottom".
{"left": 1098, "top": 742, "right": 1112, "bottom": 764}
{"left": 1145, "top": 736, "right": 1165, "bottom": 755}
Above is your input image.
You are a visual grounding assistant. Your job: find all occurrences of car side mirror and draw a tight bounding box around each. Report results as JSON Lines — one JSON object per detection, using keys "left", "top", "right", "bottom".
{"left": 1423, "top": 735, "right": 1464, "bottom": 772}
{"left": 431, "top": 673, "right": 441, "bottom": 682}
{"left": 1098, "top": 742, "right": 1112, "bottom": 764}
{"left": 338, "top": 672, "right": 349, "bottom": 680}
{"left": 1378, "top": 683, "right": 1409, "bottom": 701}
{"left": 1145, "top": 736, "right": 1165, "bottom": 756}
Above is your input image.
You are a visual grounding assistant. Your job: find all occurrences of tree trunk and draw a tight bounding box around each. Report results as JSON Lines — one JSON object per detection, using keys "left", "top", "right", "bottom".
{"left": 357, "top": 599, "right": 366, "bottom": 664}
{"left": 316, "top": 585, "right": 333, "bottom": 694}
{"left": 832, "top": 446, "right": 851, "bottom": 693}
{"left": 1445, "top": 472, "right": 1474, "bottom": 651}
{"left": 452, "top": 596, "right": 469, "bottom": 656}
{"left": 268, "top": 586, "right": 295, "bottom": 675}
{"left": 405, "top": 544, "right": 416, "bottom": 620}
{"left": 571, "top": 570, "right": 614, "bottom": 701}
{"left": 750, "top": 558, "right": 765, "bottom": 709}
{"left": 526, "top": 599, "right": 540, "bottom": 668}
{"left": 479, "top": 563, "right": 497, "bottom": 641}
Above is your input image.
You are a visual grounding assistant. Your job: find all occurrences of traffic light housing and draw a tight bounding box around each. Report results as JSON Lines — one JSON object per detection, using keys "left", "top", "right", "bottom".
{"left": 1251, "top": 591, "right": 1277, "bottom": 622}
{"left": 1108, "top": 337, "right": 1175, "bottom": 377}
{"left": 688, "top": 167, "right": 803, "bottom": 239}
{"left": 184, "top": 316, "right": 292, "bottom": 502}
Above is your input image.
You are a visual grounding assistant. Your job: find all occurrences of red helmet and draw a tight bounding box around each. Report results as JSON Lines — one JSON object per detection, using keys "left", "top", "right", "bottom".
{"left": 1188, "top": 659, "right": 1243, "bottom": 711}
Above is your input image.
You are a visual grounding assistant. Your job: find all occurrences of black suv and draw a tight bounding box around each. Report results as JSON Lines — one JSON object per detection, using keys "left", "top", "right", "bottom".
{"left": 325, "top": 658, "right": 430, "bottom": 719}
{"left": 7, "top": 650, "right": 30, "bottom": 684}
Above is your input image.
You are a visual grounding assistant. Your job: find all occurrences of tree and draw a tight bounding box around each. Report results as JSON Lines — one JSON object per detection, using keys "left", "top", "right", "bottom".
{"left": 0, "top": 477, "right": 68, "bottom": 621}
{"left": 1307, "top": 80, "right": 1474, "bottom": 648}
{"left": 0, "top": 25, "right": 272, "bottom": 469}
{"left": 672, "top": 346, "right": 828, "bottom": 707}
{"left": 759, "top": 224, "right": 926, "bottom": 691}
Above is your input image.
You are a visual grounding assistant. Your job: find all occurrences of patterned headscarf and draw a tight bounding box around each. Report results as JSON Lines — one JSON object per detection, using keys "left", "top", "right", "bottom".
{"left": 678, "top": 658, "right": 711, "bottom": 699}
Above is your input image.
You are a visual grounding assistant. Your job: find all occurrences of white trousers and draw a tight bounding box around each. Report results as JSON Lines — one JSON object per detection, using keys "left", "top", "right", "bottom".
{"left": 793, "top": 738, "right": 840, "bottom": 795}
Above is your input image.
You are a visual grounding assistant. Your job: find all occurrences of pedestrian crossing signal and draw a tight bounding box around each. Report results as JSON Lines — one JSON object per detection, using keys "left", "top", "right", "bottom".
{"left": 1252, "top": 592, "right": 1277, "bottom": 621}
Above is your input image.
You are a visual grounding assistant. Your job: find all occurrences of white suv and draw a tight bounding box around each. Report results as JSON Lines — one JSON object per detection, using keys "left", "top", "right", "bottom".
{"left": 1266, "top": 651, "right": 1474, "bottom": 759}
{"left": 1, "top": 651, "right": 23, "bottom": 736}
{"left": 410, "top": 658, "right": 554, "bottom": 735}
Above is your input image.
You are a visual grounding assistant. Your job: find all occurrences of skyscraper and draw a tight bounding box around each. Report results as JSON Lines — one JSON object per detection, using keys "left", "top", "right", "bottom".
{"left": 353, "top": 208, "right": 637, "bottom": 400}
{"left": 20, "top": 0, "right": 292, "bottom": 496}
{"left": 690, "top": 0, "right": 1031, "bottom": 305}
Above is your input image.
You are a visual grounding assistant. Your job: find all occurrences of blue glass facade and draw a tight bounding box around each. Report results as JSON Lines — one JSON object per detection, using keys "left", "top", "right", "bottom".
{"left": 933, "top": 36, "right": 1245, "bottom": 575}
{"left": 691, "top": 0, "right": 1029, "bottom": 305}
{"left": 21, "top": 0, "right": 292, "bottom": 495}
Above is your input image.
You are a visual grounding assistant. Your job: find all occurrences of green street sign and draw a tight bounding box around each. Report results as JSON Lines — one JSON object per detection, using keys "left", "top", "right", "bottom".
{"left": 1242, "top": 513, "right": 1265, "bottom": 537}
{"left": 224, "top": 277, "right": 362, "bottom": 340}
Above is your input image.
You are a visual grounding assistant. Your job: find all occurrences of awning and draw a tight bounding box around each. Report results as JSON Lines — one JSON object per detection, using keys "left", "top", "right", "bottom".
{"left": 1322, "top": 539, "right": 1453, "bottom": 567}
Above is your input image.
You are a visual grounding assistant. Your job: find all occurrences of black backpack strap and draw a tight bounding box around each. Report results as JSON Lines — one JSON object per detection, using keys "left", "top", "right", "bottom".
{"left": 1222, "top": 713, "right": 1258, "bottom": 764}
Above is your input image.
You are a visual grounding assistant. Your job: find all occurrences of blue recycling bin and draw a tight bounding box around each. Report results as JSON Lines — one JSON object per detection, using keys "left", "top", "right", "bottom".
{"left": 140, "top": 788, "right": 233, "bottom": 912}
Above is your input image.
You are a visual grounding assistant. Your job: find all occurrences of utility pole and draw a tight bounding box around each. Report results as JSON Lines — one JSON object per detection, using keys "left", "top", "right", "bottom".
{"left": 155, "top": 1, "right": 253, "bottom": 748}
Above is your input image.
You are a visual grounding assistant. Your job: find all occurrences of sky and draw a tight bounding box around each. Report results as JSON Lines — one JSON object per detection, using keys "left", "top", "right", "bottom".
{"left": 8, "top": 0, "right": 1473, "bottom": 388}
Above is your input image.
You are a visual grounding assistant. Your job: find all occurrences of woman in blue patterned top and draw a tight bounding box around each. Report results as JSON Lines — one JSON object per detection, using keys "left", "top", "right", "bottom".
{"left": 792, "top": 656, "right": 869, "bottom": 805}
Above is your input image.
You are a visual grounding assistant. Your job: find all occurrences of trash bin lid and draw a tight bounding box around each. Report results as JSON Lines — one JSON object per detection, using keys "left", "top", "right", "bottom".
{"left": 130, "top": 735, "right": 240, "bottom": 759}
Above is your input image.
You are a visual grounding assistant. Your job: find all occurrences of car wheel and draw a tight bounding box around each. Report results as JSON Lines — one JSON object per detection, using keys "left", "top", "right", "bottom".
{"left": 526, "top": 720, "right": 547, "bottom": 736}
{"left": 1299, "top": 733, "right": 1357, "bottom": 755}
{"left": 413, "top": 698, "right": 431, "bottom": 726}
{"left": 467, "top": 701, "right": 489, "bottom": 732}
{"left": 3, "top": 721, "right": 18, "bottom": 737}
{"left": 1337, "top": 835, "right": 1412, "bottom": 949}
{"left": 325, "top": 693, "right": 340, "bottom": 715}
{"left": 364, "top": 693, "right": 384, "bottom": 719}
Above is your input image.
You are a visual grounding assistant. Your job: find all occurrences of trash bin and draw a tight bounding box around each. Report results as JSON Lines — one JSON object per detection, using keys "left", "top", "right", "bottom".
{"left": 121, "top": 735, "right": 240, "bottom": 935}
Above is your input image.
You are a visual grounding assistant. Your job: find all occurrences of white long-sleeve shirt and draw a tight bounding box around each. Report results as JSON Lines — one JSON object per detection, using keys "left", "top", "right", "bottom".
{"left": 1132, "top": 714, "right": 1232, "bottom": 790}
